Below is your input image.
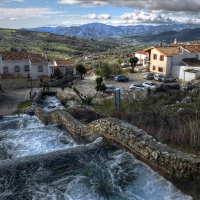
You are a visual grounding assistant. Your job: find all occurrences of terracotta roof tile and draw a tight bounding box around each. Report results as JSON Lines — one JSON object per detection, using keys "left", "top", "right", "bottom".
{"left": 182, "top": 58, "right": 200, "bottom": 66}
{"left": 135, "top": 51, "right": 147, "bottom": 55}
{"left": 2, "top": 52, "right": 49, "bottom": 63}
{"left": 144, "top": 46, "right": 180, "bottom": 57}
{"left": 55, "top": 60, "right": 74, "bottom": 65}
{"left": 184, "top": 45, "right": 200, "bottom": 53}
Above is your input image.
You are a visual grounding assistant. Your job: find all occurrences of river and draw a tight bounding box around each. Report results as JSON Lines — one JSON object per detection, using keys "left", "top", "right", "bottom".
{"left": 0, "top": 95, "right": 192, "bottom": 200}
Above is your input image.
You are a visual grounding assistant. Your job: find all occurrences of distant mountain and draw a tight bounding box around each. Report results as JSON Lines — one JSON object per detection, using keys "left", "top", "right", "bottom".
{"left": 25, "top": 23, "right": 200, "bottom": 43}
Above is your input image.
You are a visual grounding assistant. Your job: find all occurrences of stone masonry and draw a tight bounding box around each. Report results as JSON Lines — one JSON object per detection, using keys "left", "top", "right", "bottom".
{"left": 34, "top": 106, "right": 200, "bottom": 182}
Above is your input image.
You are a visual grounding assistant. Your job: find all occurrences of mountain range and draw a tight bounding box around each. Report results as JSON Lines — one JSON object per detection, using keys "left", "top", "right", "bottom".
{"left": 25, "top": 23, "right": 200, "bottom": 44}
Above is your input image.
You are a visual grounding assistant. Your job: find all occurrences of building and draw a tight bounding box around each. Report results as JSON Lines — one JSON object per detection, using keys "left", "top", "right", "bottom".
{"left": 134, "top": 51, "right": 147, "bottom": 67}
{"left": 0, "top": 51, "right": 51, "bottom": 80}
{"left": 50, "top": 59, "right": 76, "bottom": 76}
{"left": 144, "top": 44, "right": 200, "bottom": 81}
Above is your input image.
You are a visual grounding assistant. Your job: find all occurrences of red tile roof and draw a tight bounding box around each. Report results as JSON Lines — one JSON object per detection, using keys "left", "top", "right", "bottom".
{"left": 144, "top": 46, "right": 180, "bottom": 57}
{"left": 182, "top": 58, "right": 200, "bottom": 66}
{"left": 2, "top": 52, "right": 49, "bottom": 63}
{"left": 55, "top": 60, "right": 74, "bottom": 65}
{"left": 135, "top": 51, "right": 147, "bottom": 55}
{"left": 184, "top": 45, "right": 200, "bottom": 53}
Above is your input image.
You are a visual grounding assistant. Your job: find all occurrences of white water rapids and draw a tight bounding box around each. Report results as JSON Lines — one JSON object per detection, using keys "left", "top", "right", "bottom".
{"left": 0, "top": 95, "right": 193, "bottom": 199}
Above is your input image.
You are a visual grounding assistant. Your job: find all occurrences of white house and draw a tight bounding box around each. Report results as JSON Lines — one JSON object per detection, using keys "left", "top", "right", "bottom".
{"left": 0, "top": 52, "right": 51, "bottom": 79}
{"left": 50, "top": 59, "right": 76, "bottom": 76}
{"left": 144, "top": 44, "right": 200, "bottom": 81}
{"left": 134, "top": 51, "right": 147, "bottom": 67}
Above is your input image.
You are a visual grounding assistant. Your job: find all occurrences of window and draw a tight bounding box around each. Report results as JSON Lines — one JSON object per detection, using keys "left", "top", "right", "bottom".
{"left": 160, "top": 55, "right": 164, "bottom": 61}
{"left": 14, "top": 65, "right": 20, "bottom": 72}
{"left": 24, "top": 65, "right": 30, "bottom": 71}
{"left": 153, "top": 54, "right": 157, "bottom": 60}
{"left": 153, "top": 66, "right": 156, "bottom": 70}
{"left": 3, "top": 66, "right": 8, "bottom": 73}
{"left": 38, "top": 65, "right": 43, "bottom": 72}
{"left": 158, "top": 67, "right": 163, "bottom": 72}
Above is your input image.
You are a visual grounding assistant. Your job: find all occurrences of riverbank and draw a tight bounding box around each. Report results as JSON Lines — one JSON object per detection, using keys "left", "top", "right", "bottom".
{"left": 0, "top": 88, "right": 30, "bottom": 116}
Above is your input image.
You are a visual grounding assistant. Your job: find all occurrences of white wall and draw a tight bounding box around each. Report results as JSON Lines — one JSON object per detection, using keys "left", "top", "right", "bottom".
{"left": 31, "top": 63, "right": 49, "bottom": 79}
{"left": 171, "top": 65, "right": 200, "bottom": 81}
{"left": 2, "top": 59, "right": 30, "bottom": 77}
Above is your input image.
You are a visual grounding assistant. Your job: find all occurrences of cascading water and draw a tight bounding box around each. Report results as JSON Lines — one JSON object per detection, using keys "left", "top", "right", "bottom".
{"left": 0, "top": 95, "right": 192, "bottom": 200}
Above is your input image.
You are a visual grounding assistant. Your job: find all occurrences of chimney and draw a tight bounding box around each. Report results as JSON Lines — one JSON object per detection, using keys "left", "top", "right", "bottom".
{"left": 174, "top": 39, "right": 177, "bottom": 44}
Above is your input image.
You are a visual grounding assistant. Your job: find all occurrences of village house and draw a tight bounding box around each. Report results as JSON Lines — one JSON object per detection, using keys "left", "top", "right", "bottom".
{"left": 144, "top": 42, "right": 200, "bottom": 81}
{"left": 50, "top": 59, "right": 76, "bottom": 76}
{"left": 0, "top": 51, "right": 51, "bottom": 80}
{"left": 134, "top": 51, "right": 147, "bottom": 67}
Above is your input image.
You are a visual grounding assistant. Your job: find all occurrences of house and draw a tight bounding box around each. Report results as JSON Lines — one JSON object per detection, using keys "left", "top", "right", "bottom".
{"left": 50, "top": 59, "right": 76, "bottom": 76}
{"left": 144, "top": 44, "right": 200, "bottom": 81}
{"left": 134, "top": 51, "right": 147, "bottom": 67}
{"left": 85, "top": 55, "right": 99, "bottom": 60}
{"left": 0, "top": 51, "right": 51, "bottom": 80}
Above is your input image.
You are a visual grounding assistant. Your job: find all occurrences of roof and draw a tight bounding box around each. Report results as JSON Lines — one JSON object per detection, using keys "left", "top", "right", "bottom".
{"left": 182, "top": 58, "right": 200, "bottom": 66}
{"left": 55, "top": 60, "right": 74, "bottom": 65}
{"left": 144, "top": 46, "right": 180, "bottom": 57}
{"left": 2, "top": 52, "right": 49, "bottom": 63}
{"left": 184, "top": 45, "right": 200, "bottom": 53}
{"left": 135, "top": 51, "right": 147, "bottom": 55}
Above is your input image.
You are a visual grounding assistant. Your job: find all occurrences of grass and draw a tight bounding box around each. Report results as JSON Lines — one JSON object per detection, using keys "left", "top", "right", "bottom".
{"left": 18, "top": 100, "right": 33, "bottom": 110}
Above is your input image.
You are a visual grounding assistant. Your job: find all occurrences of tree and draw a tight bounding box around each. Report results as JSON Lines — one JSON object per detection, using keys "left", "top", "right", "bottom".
{"left": 129, "top": 57, "right": 138, "bottom": 72}
{"left": 99, "top": 62, "right": 112, "bottom": 79}
{"left": 95, "top": 77, "right": 106, "bottom": 92}
{"left": 76, "top": 64, "right": 86, "bottom": 79}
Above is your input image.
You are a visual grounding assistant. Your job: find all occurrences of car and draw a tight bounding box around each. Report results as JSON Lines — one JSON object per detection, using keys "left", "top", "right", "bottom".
{"left": 154, "top": 74, "right": 164, "bottom": 81}
{"left": 114, "top": 75, "right": 129, "bottom": 82}
{"left": 144, "top": 73, "right": 155, "bottom": 80}
{"left": 142, "top": 81, "right": 158, "bottom": 90}
{"left": 161, "top": 75, "right": 176, "bottom": 83}
{"left": 104, "top": 85, "right": 116, "bottom": 93}
{"left": 130, "top": 83, "right": 146, "bottom": 90}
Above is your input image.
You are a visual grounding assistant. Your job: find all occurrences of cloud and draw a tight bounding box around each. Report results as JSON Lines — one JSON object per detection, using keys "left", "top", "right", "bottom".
{"left": 0, "top": 8, "right": 58, "bottom": 19}
{"left": 57, "top": 0, "right": 200, "bottom": 14}
{"left": 10, "top": 17, "right": 20, "bottom": 20}
{"left": 81, "top": 14, "right": 111, "bottom": 19}
{"left": 58, "top": 0, "right": 107, "bottom": 6}
{"left": 118, "top": 11, "right": 200, "bottom": 25}
{"left": 119, "top": 11, "right": 172, "bottom": 24}
{"left": 3, "top": 0, "right": 24, "bottom": 2}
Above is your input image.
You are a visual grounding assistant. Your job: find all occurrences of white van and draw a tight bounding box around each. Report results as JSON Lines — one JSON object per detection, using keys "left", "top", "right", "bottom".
{"left": 154, "top": 74, "right": 164, "bottom": 81}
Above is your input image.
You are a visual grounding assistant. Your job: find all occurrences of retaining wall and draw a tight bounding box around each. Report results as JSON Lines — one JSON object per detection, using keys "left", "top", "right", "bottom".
{"left": 34, "top": 107, "right": 200, "bottom": 182}
{"left": 1, "top": 77, "right": 49, "bottom": 89}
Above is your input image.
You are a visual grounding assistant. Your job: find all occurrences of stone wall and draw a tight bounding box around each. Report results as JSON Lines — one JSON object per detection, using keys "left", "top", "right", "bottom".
{"left": 34, "top": 106, "right": 200, "bottom": 182}
{"left": 1, "top": 77, "right": 49, "bottom": 89}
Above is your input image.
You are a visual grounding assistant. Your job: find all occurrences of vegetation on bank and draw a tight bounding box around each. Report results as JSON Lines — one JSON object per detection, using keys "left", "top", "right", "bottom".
{"left": 68, "top": 79, "right": 200, "bottom": 155}
{"left": 18, "top": 100, "right": 33, "bottom": 110}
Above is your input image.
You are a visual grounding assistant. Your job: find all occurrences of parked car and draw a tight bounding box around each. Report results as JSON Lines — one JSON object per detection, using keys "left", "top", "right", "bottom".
{"left": 130, "top": 83, "right": 146, "bottom": 90}
{"left": 154, "top": 74, "right": 164, "bottom": 81}
{"left": 114, "top": 75, "right": 129, "bottom": 82}
{"left": 104, "top": 85, "right": 116, "bottom": 93}
{"left": 142, "top": 81, "right": 158, "bottom": 90}
{"left": 144, "top": 73, "right": 155, "bottom": 80}
{"left": 161, "top": 75, "right": 176, "bottom": 83}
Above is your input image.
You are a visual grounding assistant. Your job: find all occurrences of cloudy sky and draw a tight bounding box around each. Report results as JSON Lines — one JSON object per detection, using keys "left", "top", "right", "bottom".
{"left": 1, "top": 0, "right": 200, "bottom": 29}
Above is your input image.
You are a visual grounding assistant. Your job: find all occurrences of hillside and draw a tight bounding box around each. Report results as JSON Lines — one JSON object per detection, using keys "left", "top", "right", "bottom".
{"left": 25, "top": 23, "right": 200, "bottom": 44}
{"left": 0, "top": 29, "right": 121, "bottom": 59}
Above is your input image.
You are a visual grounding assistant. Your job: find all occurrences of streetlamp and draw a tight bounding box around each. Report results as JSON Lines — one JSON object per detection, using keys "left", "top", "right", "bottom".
{"left": 30, "top": 77, "right": 32, "bottom": 90}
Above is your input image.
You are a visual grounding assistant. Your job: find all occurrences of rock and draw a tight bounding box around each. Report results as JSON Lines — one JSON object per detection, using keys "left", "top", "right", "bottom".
{"left": 181, "top": 96, "right": 195, "bottom": 104}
